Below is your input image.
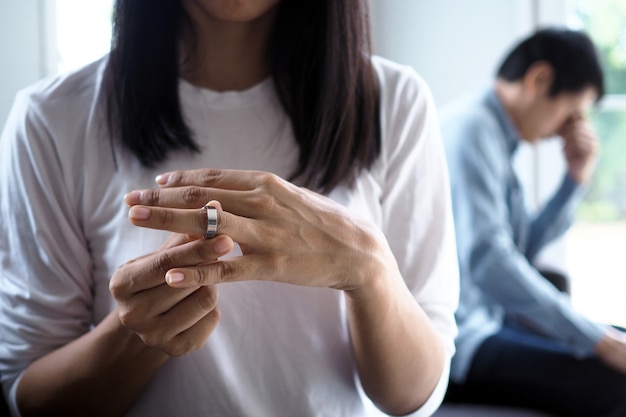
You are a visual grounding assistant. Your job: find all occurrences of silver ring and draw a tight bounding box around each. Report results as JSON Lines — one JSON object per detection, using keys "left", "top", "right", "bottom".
{"left": 203, "top": 205, "right": 218, "bottom": 239}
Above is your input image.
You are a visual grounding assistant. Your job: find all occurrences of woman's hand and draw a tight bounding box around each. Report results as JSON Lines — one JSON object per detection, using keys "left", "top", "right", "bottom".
{"left": 109, "top": 230, "right": 233, "bottom": 356}
{"left": 123, "top": 168, "right": 447, "bottom": 415}
{"left": 123, "top": 168, "right": 397, "bottom": 293}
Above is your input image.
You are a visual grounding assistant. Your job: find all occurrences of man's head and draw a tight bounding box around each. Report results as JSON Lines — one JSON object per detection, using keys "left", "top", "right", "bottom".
{"left": 495, "top": 28, "right": 605, "bottom": 143}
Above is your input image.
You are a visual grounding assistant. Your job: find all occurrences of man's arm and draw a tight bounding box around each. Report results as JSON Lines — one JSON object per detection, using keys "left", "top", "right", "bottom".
{"left": 526, "top": 117, "right": 599, "bottom": 261}
{"left": 455, "top": 123, "right": 605, "bottom": 356}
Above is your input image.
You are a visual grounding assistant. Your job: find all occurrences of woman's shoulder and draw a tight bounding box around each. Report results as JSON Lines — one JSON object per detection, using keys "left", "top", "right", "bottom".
{"left": 370, "top": 55, "right": 438, "bottom": 146}
{"left": 370, "top": 56, "right": 437, "bottom": 135}
{"left": 4, "top": 57, "right": 112, "bottom": 172}
{"left": 371, "top": 55, "right": 433, "bottom": 105}
{"left": 15, "top": 56, "right": 109, "bottom": 123}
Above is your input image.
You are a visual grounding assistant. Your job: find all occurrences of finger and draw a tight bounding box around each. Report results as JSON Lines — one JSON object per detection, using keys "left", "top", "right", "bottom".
{"left": 125, "top": 186, "right": 257, "bottom": 216}
{"left": 165, "top": 255, "right": 266, "bottom": 287}
{"left": 155, "top": 168, "right": 264, "bottom": 190}
{"left": 110, "top": 236, "right": 234, "bottom": 295}
{"left": 157, "top": 232, "right": 199, "bottom": 251}
{"left": 208, "top": 200, "right": 223, "bottom": 211}
{"left": 125, "top": 186, "right": 232, "bottom": 209}
{"left": 165, "top": 305, "right": 221, "bottom": 357}
{"left": 117, "top": 284, "right": 199, "bottom": 331}
{"left": 564, "top": 131, "right": 598, "bottom": 154}
{"left": 128, "top": 204, "right": 253, "bottom": 243}
{"left": 140, "top": 286, "right": 219, "bottom": 353}
{"left": 128, "top": 206, "right": 206, "bottom": 236}
{"left": 160, "top": 286, "right": 218, "bottom": 339}
{"left": 562, "top": 127, "right": 597, "bottom": 149}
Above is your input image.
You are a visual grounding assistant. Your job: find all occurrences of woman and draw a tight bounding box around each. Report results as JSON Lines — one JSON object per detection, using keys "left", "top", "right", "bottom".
{"left": 0, "top": 1, "right": 458, "bottom": 416}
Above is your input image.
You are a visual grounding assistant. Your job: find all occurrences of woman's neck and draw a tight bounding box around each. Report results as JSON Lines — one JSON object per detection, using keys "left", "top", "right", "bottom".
{"left": 180, "top": 8, "right": 277, "bottom": 91}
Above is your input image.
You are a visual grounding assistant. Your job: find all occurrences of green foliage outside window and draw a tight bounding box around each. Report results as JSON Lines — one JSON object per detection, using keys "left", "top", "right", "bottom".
{"left": 572, "top": 0, "right": 626, "bottom": 221}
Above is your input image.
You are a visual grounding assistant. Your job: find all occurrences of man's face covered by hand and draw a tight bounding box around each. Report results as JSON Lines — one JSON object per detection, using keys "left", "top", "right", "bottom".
{"left": 522, "top": 85, "right": 597, "bottom": 143}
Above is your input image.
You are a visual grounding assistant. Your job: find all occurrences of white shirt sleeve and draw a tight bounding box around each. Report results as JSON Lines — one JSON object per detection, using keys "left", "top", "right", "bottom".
{"left": 0, "top": 88, "right": 94, "bottom": 416}
{"left": 374, "top": 57, "right": 460, "bottom": 416}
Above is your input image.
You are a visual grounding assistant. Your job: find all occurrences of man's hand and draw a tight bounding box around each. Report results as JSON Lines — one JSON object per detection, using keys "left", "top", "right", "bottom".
{"left": 558, "top": 118, "right": 599, "bottom": 185}
{"left": 595, "top": 328, "right": 626, "bottom": 375}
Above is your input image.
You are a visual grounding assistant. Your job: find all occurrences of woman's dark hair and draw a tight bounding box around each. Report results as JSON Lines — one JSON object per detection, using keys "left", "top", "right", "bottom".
{"left": 106, "top": 0, "right": 380, "bottom": 193}
{"left": 496, "top": 27, "right": 605, "bottom": 101}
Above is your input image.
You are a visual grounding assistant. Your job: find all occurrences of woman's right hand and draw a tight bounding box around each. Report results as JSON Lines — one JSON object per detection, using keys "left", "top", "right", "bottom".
{"left": 109, "top": 230, "right": 234, "bottom": 356}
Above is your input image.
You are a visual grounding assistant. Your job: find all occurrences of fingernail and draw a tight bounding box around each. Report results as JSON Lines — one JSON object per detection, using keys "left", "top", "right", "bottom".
{"left": 125, "top": 190, "right": 142, "bottom": 205}
{"left": 155, "top": 173, "right": 170, "bottom": 186}
{"left": 167, "top": 272, "right": 185, "bottom": 285}
{"left": 214, "top": 237, "right": 230, "bottom": 254}
{"left": 129, "top": 206, "right": 151, "bottom": 220}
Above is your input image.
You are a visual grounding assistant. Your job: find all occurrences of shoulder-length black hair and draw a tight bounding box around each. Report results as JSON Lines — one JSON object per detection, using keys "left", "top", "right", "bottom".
{"left": 106, "top": 0, "right": 380, "bottom": 193}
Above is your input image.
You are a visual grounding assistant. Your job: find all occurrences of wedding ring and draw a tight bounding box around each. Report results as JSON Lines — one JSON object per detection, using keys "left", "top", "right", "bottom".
{"left": 203, "top": 205, "right": 218, "bottom": 239}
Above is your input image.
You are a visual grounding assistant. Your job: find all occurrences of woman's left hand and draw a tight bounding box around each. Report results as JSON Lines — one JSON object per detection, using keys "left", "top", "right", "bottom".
{"left": 125, "top": 168, "right": 397, "bottom": 292}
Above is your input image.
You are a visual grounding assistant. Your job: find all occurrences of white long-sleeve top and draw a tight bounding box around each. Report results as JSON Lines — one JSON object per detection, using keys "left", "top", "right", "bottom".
{"left": 0, "top": 55, "right": 459, "bottom": 417}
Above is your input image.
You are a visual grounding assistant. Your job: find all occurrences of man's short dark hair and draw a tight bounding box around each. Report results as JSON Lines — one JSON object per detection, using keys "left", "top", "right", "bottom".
{"left": 496, "top": 27, "right": 605, "bottom": 101}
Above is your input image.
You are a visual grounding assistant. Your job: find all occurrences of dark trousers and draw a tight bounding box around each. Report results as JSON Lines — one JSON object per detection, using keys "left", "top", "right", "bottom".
{"left": 0, "top": 392, "right": 8, "bottom": 417}
{"left": 445, "top": 325, "right": 626, "bottom": 417}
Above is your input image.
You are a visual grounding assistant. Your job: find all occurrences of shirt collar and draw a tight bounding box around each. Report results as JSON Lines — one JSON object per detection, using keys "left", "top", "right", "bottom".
{"left": 484, "top": 87, "right": 520, "bottom": 156}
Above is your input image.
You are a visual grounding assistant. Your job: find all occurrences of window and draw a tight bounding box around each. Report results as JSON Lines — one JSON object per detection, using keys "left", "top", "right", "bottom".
{"left": 55, "top": 0, "right": 114, "bottom": 73}
{"left": 565, "top": 0, "right": 626, "bottom": 326}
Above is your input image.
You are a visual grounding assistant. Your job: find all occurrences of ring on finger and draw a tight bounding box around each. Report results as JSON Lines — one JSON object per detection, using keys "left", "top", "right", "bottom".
{"left": 203, "top": 204, "right": 218, "bottom": 239}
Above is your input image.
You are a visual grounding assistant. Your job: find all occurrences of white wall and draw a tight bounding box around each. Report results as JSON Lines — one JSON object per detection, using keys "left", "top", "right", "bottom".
{"left": 370, "top": 0, "right": 534, "bottom": 107}
{"left": 0, "top": 0, "right": 55, "bottom": 128}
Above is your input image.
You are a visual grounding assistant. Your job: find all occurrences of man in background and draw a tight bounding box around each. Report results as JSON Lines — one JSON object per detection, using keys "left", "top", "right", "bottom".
{"left": 441, "top": 27, "right": 626, "bottom": 416}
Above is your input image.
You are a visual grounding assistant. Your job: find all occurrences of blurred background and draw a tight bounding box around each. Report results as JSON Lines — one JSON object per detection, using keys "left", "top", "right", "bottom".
{"left": 0, "top": 0, "right": 624, "bottom": 325}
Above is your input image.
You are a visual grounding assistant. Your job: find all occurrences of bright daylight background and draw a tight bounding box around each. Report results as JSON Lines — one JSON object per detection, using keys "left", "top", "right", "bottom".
{"left": 55, "top": 0, "right": 113, "bottom": 73}
{"left": 566, "top": 0, "right": 626, "bottom": 327}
